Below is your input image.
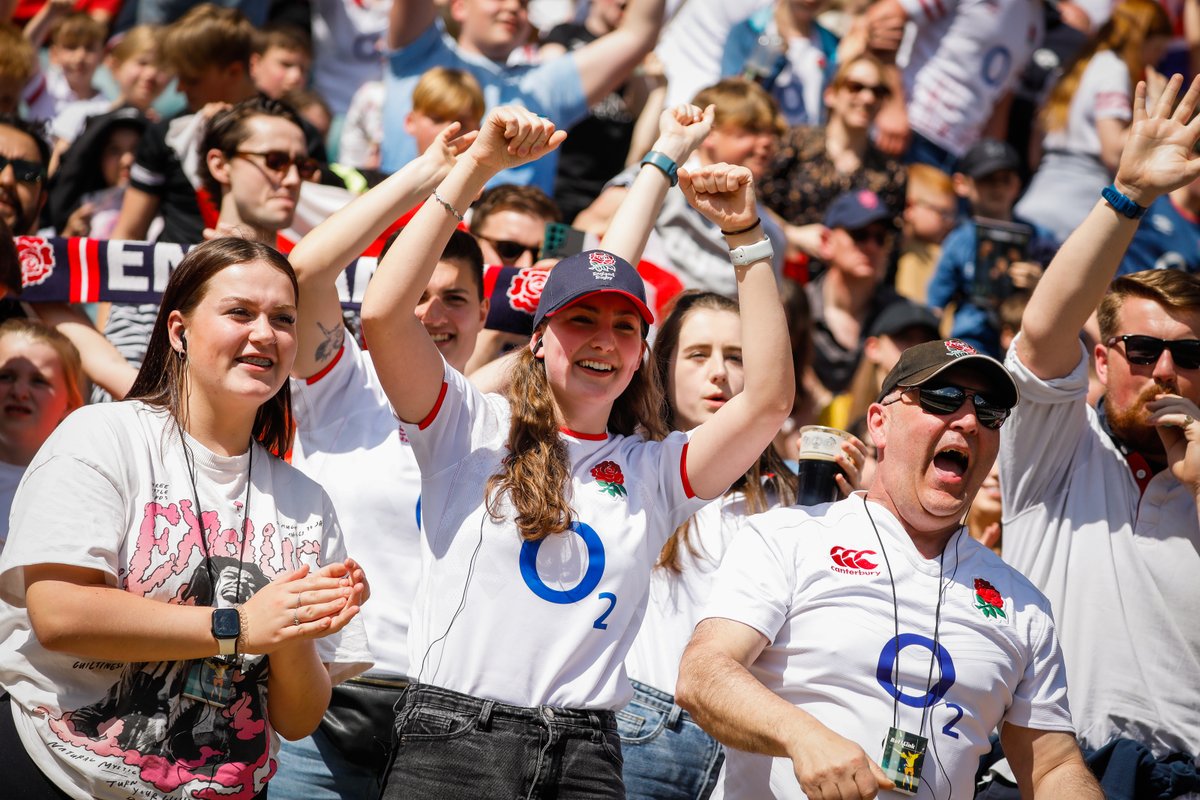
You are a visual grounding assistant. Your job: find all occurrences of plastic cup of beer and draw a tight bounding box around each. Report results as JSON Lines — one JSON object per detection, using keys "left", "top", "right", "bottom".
{"left": 796, "top": 425, "right": 851, "bottom": 506}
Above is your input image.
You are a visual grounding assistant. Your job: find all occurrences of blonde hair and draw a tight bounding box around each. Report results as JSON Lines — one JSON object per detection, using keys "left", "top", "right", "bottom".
{"left": 907, "top": 163, "right": 955, "bottom": 198}
{"left": 693, "top": 77, "right": 786, "bottom": 137}
{"left": 108, "top": 25, "right": 161, "bottom": 68}
{"left": 485, "top": 342, "right": 668, "bottom": 542}
{"left": 1041, "top": 0, "right": 1171, "bottom": 132}
{"left": 412, "top": 66, "right": 485, "bottom": 125}
{"left": 0, "top": 319, "right": 85, "bottom": 411}
{"left": 0, "top": 23, "right": 36, "bottom": 84}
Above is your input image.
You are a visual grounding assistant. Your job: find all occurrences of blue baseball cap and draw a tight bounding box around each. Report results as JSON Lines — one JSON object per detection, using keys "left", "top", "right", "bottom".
{"left": 823, "top": 189, "right": 894, "bottom": 231}
{"left": 531, "top": 250, "right": 654, "bottom": 333}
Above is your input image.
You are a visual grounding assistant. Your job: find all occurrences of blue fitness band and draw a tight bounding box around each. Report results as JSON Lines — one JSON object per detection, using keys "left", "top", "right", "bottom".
{"left": 640, "top": 150, "right": 679, "bottom": 186}
{"left": 1101, "top": 185, "right": 1147, "bottom": 220}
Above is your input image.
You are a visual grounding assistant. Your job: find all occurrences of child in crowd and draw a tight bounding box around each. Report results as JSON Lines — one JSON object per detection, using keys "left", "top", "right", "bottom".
{"left": 251, "top": 23, "right": 313, "bottom": 100}
{"left": 0, "top": 23, "right": 36, "bottom": 115}
{"left": 285, "top": 87, "right": 334, "bottom": 142}
{"left": 926, "top": 139, "right": 1058, "bottom": 357}
{"left": 894, "top": 163, "right": 958, "bottom": 304}
{"left": 341, "top": 67, "right": 483, "bottom": 172}
{"left": 49, "top": 106, "right": 147, "bottom": 238}
{"left": 44, "top": 12, "right": 106, "bottom": 116}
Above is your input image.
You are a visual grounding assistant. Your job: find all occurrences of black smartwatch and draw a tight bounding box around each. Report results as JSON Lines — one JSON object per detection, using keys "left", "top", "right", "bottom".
{"left": 212, "top": 608, "right": 241, "bottom": 656}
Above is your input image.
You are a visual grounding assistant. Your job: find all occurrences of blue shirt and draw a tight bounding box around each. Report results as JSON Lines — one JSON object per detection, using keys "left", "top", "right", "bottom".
{"left": 381, "top": 19, "right": 588, "bottom": 194}
{"left": 1118, "top": 195, "right": 1200, "bottom": 275}
{"left": 927, "top": 217, "right": 1058, "bottom": 357}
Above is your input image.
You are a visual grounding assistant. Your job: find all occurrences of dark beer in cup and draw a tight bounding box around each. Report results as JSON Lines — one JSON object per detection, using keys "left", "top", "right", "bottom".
{"left": 796, "top": 426, "right": 849, "bottom": 506}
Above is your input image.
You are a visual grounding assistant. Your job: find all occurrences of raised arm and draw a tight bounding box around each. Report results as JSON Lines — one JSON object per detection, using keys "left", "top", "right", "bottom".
{"left": 289, "top": 124, "right": 473, "bottom": 379}
{"left": 360, "top": 107, "right": 565, "bottom": 423}
{"left": 599, "top": 103, "right": 713, "bottom": 265}
{"left": 571, "top": 0, "right": 665, "bottom": 107}
{"left": 387, "top": 0, "right": 438, "bottom": 50}
{"left": 675, "top": 164, "right": 794, "bottom": 500}
{"left": 32, "top": 303, "right": 136, "bottom": 399}
{"left": 1017, "top": 75, "right": 1200, "bottom": 380}
{"left": 677, "top": 618, "right": 893, "bottom": 799}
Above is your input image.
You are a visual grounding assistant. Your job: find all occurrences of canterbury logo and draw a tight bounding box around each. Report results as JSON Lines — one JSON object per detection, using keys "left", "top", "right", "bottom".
{"left": 830, "top": 546, "right": 879, "bottom": 573}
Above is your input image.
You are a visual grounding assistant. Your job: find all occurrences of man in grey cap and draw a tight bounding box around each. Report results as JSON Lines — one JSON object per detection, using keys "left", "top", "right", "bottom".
{"left": 677, "top": 338, "right": 1102, "bottom": 800}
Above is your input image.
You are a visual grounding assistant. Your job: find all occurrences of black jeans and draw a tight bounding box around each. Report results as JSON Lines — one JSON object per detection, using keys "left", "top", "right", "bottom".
{"left": 379, "top": 683, "right": 625, "bottom": 800}
{"left": 0, "top": 694, "right": 73, "bottom": 800}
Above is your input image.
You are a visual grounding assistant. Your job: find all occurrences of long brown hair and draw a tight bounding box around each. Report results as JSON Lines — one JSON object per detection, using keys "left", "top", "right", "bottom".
{"left": 651, "top": 291, "right": 796, "bottom": 572}
{"left": 1041, "top": 0, "right": 1171, "bottom": 133}
{"left": 485, "top": 327, "right": 668, "bottom": 542}
{"left": 126, "top": 238, "right": 298, "bottom": 456}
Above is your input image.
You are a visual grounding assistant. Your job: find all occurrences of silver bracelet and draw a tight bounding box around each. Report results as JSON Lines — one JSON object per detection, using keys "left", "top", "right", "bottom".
{"left": 431, "top": 190, "right": 464, "bottom": 222}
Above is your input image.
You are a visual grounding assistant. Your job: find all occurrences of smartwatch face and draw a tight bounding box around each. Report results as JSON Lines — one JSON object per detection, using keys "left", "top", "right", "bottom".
{"left": 211, "top": 608, "right": 240, "bottom": 639}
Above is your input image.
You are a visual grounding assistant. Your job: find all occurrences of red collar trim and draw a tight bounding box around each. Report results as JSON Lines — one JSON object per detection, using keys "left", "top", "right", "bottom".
{"left": 1169, "top": 195, "right": 1200, "bottom": 225}
{"left": 560, "top": 426, "right": 607, "bottom": 441}
{"left": 1124, "top": 450, "right": 1154, "bottom": 495}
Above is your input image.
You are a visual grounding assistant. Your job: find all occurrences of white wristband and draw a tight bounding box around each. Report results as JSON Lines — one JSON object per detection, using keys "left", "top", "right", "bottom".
{"left": 729, "top": 237, "right": 774, "bottom": 267}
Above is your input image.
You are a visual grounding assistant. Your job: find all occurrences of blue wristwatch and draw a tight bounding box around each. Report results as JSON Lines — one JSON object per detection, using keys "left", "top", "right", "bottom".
{"left": 640, "top": 150, "right": 679, "bottom": 186}
{"left": 1101, "top": 185, "right": 1147, "bottom": 220}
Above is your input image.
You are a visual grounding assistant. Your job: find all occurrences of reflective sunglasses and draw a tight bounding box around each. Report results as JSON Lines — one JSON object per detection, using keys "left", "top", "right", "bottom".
{"left": 478, "top": 235, "right": 540, "bottom": 263}
{"left": 0, "top": 154, "right": 46, "bottom": 184}
{"left": 233, "top": 150, "right": 320, "bottom": 180}
{"left": 1107, "top": 334, "right": 1200, "bottom": 369}
{"left": 887, "top": 385, "right": 1011, "bottom": 429}
{"left": 842, "top": 79, "right": 891, "bottom": 99}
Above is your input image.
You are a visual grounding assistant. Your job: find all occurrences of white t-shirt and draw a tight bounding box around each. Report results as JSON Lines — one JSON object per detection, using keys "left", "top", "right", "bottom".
{"left": 1042, "top": 49, "right": 1131, "bottom": 157}
{"left": 310, "top": 0, "right": 390, "bottom": 116}
{"left": 0, "top": 401, "right": 371, "bottom": 800}
{"left": 657, "top": 0, "right": 774, "bottom": 107}
{"left": 705, "top": 495, "right": 1073, "bottom": 800}
{"left": 289, "top": 337, "right": 421, "bottom": 676}
{"left": 337, "top": 80, "right": 385, "bottom": 170}
{"left": 624, "top": 493, "right": 751, "bottom": 695}
{"left": 0, "top": 458, "right": 24, "bottom": 550}
{"left": 1001, "top": 339, "right": 1200, "bottom": 760}
{"left": 898, "top": 0, "right": 1043, "bottom": 157}
{"left": 405, "top": 363, "right": 707, "bottom": 709}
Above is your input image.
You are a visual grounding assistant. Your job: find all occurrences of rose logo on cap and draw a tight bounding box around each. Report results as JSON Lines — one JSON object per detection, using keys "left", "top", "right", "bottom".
{"left": 506, "top": 266, "right": 551, "bottom": 314}
{"left": 944, "top": 339, "right": 977, "bottom": 358}
{"left": 588, "top": 251, "right": 617, "bottom": 281}
{"left": 856, "top": 190, "right": 879, "bottom": 209}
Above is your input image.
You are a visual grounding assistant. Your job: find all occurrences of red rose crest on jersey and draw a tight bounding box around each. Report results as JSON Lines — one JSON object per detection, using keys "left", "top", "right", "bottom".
{"left": 830, "top": 546, "right": 880, "bottom": 575}
{"left": 588, "top": 251, "right": 618, "bottom": 281}
{"left": 944, "top": 339, "right": 977, "bottom": 358}
{"left": 507, "top": 266, "right": 550, "bottom": 313}
{"left": 973, "top": 578, "right": 1008, "bottom": 620}
{"left": 17, "top": 236, "right": 55, "bottom": 287}
{"left": 591, "top": 460, "right": 627, "bottom": 497}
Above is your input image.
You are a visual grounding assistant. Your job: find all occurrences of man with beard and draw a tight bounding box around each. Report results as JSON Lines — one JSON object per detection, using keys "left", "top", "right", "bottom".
{"left": 1001, "top": 74, "right": 1200, "bottom": 795}
{"left": 0, "top": 114, "right": 49, "bottom": 237}
{"left": 676, "top": 339, "right": 1102, "bottom": 800}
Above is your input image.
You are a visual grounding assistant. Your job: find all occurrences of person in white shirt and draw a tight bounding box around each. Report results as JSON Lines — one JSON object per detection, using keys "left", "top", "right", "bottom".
{"left": 1002, "top": 73, "right": 1200, "bottom": 792}
{"left": 360, "top": 105, "right": 793, "bottom": 799}
{"left": 677, "top": 338, "right": 1102, "bottom": 800}
{"left": 0, "top": 237, "right": 371, "bottom": 800}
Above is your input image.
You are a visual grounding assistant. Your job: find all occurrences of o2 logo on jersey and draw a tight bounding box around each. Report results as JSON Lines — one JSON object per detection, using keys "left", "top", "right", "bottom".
{"left": 981, "top": 45, "right": 1013, "bottom": 88}
{"left": 519, "top": 521, "right": 617, "bottom": 630}
{"left": 877, "top": 634, "right": 965, "bottom": 738}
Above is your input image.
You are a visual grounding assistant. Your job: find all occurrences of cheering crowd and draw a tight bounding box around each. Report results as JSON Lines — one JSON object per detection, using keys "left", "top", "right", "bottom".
{"left": 0, "top": 0, "right": 1199, "bottom": 798}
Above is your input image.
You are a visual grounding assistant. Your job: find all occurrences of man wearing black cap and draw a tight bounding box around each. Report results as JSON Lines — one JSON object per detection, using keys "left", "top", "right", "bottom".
{"left": 927, "top": 138, "right": 1057, "bottom": 359}
{"left": 808, "top": 188, "right": 907, "bottom": 396}
{"left": 677, "top": 338, "right": 1101, "bottom": 800}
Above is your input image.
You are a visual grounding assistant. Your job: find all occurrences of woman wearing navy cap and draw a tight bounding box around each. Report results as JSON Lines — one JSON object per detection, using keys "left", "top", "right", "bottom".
{"left": 361, "top": 105, "right": 793, "bottom": 799}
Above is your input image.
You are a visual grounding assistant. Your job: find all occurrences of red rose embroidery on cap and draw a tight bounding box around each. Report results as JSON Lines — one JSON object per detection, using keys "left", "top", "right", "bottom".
{"left": 507, "top": 266, "right": 550, "bottom": 314}
{"left": 17, "top": 237, "right": 55, "bottom": 288}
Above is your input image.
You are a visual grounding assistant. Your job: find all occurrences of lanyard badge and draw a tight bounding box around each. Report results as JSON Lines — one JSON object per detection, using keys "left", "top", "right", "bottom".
{"left": 183, "top": 657, "right": 240, "bottom": 708}
{"left": 881, "top": 726, "right": 927, "bottom": 795}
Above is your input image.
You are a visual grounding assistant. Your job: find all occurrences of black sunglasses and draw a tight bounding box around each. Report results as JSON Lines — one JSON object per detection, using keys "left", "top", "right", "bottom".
{"left": 478, "top": 235, "right": 540, "bottom": 263}
{"left": 849, "top": 226, "right": 893, "bottom": 246}
{"left": 842, "top": 79, "right": 891, "bottom": 99}
{"left": 886, "top": 385, "right": 1010, "bottom": 429}
{"left": 0, "top": 154, "right": 46, "bottom": 184}
{"left": 1107, "top": 334, "right": 1200, "bottom": 370}
{"left": 234, "top": 150, "right": 320, "bottom": 180}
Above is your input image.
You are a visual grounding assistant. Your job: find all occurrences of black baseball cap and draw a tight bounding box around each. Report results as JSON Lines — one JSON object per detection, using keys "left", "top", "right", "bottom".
{"left": 531, "top": 250, "right": 653, "bottom": 332}
{"left": 957, "top": 138, "right": 1020, "bottom": 179}
{"left": 824, "top": 189, "right": 894, "bottom": 230}
{"left": 877, "top": 338, "right": 1019, "bottom": 407}
{"left": 868, "top": 300, "right": 940, "bottom": 339}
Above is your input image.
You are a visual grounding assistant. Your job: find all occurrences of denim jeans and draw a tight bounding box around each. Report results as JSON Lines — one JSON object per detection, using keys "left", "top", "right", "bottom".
{"left": 617, "top": 680, "right": 724, "bottom": 800}
{"left": 271, "top": 727, "right": 380, "bottom": 800}
{"left": 379, "top": 683, "right": 625, "bottom": 800}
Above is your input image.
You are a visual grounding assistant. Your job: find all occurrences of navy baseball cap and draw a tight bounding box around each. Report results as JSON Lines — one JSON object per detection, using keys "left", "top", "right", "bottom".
{"left": 531, "top": 250, "right": 654, "bottom": 332}
{"left": 824, "top": 189, "right": 894, "bottom": 230}
{"left": 957, "top": 138, "right": 1020, "bottom": 179}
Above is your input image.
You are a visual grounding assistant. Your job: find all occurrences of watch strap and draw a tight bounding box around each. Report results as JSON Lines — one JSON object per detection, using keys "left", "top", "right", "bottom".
{"left": 640, "top": 150, "right": 679, "bottom": 186}
{"left": 729, "top": 236, "right": 775, "bottom": 267}
{"left": 217, "top": 636, "right": 237, "bottom": 656}
{"left": 1101, "top": 185, "right": 1147, "bottom": 220}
